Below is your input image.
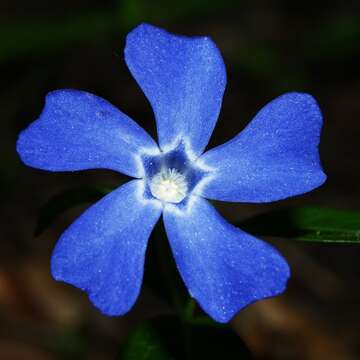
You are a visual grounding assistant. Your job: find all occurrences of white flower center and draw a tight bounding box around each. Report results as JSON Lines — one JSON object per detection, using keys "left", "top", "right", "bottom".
{"left": 150, "top": 168, "right": 188, "bottom": 203}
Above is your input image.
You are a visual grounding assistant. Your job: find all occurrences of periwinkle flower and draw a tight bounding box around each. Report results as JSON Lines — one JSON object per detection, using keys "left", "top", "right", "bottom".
{"left": 16, "top": 24, "right": 326, "bottom": 323}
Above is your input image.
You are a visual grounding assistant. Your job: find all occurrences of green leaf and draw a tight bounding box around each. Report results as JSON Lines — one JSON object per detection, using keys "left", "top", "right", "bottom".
{"left": 240, "top": 207, "right": 360, "bottom": 243}
{"left": 35, "top": 186, "right": 113, "bottom": 236}
{"left": 118, "top": 316, "right": 253, "bottom": 360}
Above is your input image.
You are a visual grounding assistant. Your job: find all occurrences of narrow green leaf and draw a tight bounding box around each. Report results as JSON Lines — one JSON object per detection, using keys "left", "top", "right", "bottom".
{"left": 35, "top": 186, "right": 112, "bottom": 236}
{"left": 240, "top": 207, "right": 360, "bottom": 243}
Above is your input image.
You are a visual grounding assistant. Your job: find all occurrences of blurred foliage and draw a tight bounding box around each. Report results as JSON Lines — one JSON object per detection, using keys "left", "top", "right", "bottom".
{"left": 144, "top": 220, "right": 191, "bottom": 313}
{"left": 0, "top": 10, "right": 119, "bottom": 62}
{"left": 118, "top": 320, "right": 172, "bottom": 360}
{"left": 118, "top": 315, "right": 252, "bottom": 360}
{"left": 303, "top": 16, "right": 360, "bottom": 59}
{"left": 0, "top": 0, "right": 237, "bottom": 63}
{"left": 49, "top": 327, "right": 89, "bottom": 360}
{"left": 2, "top": 0, "right": 359, "bottom": 66}
{"left": 35, "top": 186, "right": 112, "bottom": 236}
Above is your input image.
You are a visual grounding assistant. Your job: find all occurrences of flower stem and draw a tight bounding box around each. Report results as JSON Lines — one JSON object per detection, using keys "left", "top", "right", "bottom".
{"left": 183, "top": 298, "right": 197, "bottom": 322}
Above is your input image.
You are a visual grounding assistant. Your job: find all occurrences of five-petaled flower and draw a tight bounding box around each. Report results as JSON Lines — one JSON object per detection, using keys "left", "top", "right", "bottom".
{"left": 16, "top": 24, "right": 326, "bottom": 323}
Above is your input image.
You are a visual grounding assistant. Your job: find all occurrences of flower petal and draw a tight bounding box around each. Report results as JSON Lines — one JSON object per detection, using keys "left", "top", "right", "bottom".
{"left": 17, "top": 89, "right": 159, "bottom": 177}
{"left": 51, "top": 180, "right": 162, "bottom": 316}
{"left": 163, "top": 197, "right": 290, "bottom": 323}
{"left": 124, "top": 23, "right": 226, "bottom": 156}
{"left": 199, "top": 92, "right": 326, "bottom": 202}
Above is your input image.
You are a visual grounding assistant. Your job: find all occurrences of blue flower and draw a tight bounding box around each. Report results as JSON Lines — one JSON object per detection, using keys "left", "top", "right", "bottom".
{"left": 16, "top": 23, "right": 326, "bottom": 323}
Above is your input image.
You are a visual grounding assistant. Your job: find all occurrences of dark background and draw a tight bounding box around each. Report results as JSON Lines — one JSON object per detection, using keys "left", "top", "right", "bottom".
{"left": 1, "top": 0, "right": 360, "bottom": 359}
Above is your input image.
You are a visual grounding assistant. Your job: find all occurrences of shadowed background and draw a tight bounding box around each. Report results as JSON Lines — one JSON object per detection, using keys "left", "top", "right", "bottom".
{"left": 1, "top": 0, "right": 360, "bottom": 359}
